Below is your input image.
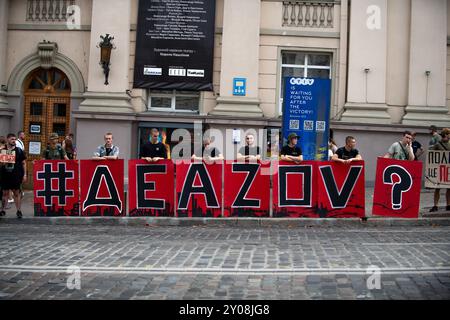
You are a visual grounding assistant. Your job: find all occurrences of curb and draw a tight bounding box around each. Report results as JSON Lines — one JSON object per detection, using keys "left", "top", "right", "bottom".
{"left": 1, "top": 217, "right": 450, "bottom": 227}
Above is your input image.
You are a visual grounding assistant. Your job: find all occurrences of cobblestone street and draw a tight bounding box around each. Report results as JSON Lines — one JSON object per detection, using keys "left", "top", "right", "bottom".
{"left": 0, "top": 223, "right": 449, "bottom": 300}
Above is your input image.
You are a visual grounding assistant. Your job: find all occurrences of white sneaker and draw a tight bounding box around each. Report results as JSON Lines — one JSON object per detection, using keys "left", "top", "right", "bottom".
{"left": 8, "top": 199, "right": 14, "bottom": 203}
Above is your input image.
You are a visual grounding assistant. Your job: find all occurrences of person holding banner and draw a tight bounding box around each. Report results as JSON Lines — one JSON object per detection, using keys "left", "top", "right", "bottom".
{"left": 237, "top": 134, "right": 261, "bottom": 161}
{"left": 0, "top": 133, "right": 27, "bottom": 218}
{"left": 191, "top": 137, "right": 223, "bottom": 163}
{"left": 429, "top": 128, "right": 450, "bottom": 212}
{"left": 384, "top": 131, "right": 415, "bottom": 161}
{"left": 280, "top": 132, "right": 303, "bottom": 163}
{"left": 332, "top": 136, "right": 362, "bottom": 164}
{"left": 93, "top": 132, "right": 119, "bottom": 160}
{"left": 140, "top": 128, "right": 167, "bottom": 162}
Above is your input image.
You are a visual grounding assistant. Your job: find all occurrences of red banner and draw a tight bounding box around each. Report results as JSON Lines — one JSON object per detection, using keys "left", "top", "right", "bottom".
{"left": 316, "top": 161, "right": 365, "bottom": 218}
{"left": 33, "top": 160, "right": 79, "bottom": 216}
{"left": 128, "top": 159, "right": 175, "bottom": 216}
{"left": 175, "top": 160, "right": 222, "bottom": 217}
{"left": 273, "top": 161, "right": 318, "bottom": 217}
{"left": 224, "top": 161, "right": 270, "bottom": 217}
{"left": 372, "top": 157, "right": 422, "bottom": 218}
{"left": 79, "top": 160, "right": 125, "bottom": 217}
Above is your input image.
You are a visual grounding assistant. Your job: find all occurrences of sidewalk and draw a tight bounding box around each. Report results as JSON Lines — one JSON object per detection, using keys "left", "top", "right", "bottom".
{"left": 0, "top": 188, "right": 449, "bottom": 226}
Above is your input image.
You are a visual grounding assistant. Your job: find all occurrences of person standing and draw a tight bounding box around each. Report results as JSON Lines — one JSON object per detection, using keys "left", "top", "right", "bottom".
{"left": 237, "top": 134, "right": 261, "bottom": 161}
{"left": 140, "top": 128, "right": 167, "bottom": 162}
{"left": 191, "top": 137, "right": 223, "bottom": 163}
{"left": 0, "top": 134, "right": 27, "bottom": 218}
{"left": 429, "top": 125, "right": 441, "bottom": 147}
{"left": 15, "top": 131, "right": 25, "bottom": 151}
{"left": 411, "top": 131, "right": 424, "bottom": 160}
{"left": 63, "top": 138, "right": 76, "bottom": 160}
{"left": 384, "top": 131, "right": 415, "bottom": 161}
{"left": 280, "top": 133, "right": 303, "bottom": 163}
{"left": 93, "top": 132, "right": 119, "bottom": 160}
{"left": 42, "top": 133, "right": 69, "bottom": 160}
{"left": 332, "top": 136, "right": 362, "bottom": 164}
{"left": 429, "top": 128, "right": 450, "bottom": 212}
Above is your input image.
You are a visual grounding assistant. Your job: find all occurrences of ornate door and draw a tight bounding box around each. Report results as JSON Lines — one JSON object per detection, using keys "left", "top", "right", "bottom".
{"left": 23, "top": 68, "right": 71, "bottom": 186}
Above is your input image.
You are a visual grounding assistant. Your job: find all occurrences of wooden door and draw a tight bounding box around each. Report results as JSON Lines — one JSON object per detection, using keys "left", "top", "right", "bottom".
{"left": 23, "top": 68, "right": 71, "bottom": 187}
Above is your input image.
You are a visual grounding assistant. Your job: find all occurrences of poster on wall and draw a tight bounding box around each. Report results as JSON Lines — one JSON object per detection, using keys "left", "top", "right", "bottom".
{"left": 80, "top": 160, "right": 125, "bottom": 217}
{"left": 224, "top": 161, "right": 270, "bottom": 217}
{"left": 282, "top": 77, "right": 331, "bottom": 160}
{"left": 176, "top": 161, "right": 222, "bottom": 217}
{"left": 372, "top": 157, "right": 423, "bottom": 218}
{"left": 133, "top": 0, "right": 216, "bottom": 91}
{"left": 34, "top": 160, "right": 80, "bottom": 217}
{"left": 128, "top": 159, "right": 175, "bottom": 216}
{"left": 425, "top": 150, "right": 450, "bottom": 189}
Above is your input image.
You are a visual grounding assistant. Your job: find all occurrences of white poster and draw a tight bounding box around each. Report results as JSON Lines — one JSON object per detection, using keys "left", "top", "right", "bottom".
{"left": 29, "top": 141, "right": 41, "bottom": 155}
{"left": 425, "top": 150, "right": 450, "bottom": 189}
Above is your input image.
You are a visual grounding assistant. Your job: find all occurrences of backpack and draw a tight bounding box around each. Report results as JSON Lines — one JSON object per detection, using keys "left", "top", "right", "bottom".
{"left": 45, "top": 145, "right": 64, "bottom": 160}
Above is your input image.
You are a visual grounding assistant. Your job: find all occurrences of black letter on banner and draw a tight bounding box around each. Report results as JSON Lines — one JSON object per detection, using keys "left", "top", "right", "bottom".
{"left": 137, "top": 164, "right": 166, "bottom": 209}
{"left": 178, "top": 163, "right": 219, "bottom": 210}
{"left": 82, "top": 165, "right": 122, "bottom": 212}
{"left": 36, "top": 163, "right": 74, "bottom": 206}
{"left": 319, "top": 165, "right": 363, "bottom": 209}
{"left": 232, "top": 163, "right": 260, "bottom": 207}
{"left": 382, "top": 165, "right": 412, "bottom": 210}
{"left": 279, "top": 165, "right": 312, "bottom": 206}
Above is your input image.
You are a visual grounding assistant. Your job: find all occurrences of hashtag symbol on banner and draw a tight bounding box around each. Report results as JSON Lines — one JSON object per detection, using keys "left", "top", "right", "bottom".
{"left": 36, "top": 163, "right": 74, "bottom": 206}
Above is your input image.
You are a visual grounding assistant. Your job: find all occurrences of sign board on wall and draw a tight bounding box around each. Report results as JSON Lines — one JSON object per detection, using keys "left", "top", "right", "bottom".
{"left": 133, "top": 0, "right": 216, "bottom": 91}
{"left": 282, "top": 77, "right": 331, "bottom": 160}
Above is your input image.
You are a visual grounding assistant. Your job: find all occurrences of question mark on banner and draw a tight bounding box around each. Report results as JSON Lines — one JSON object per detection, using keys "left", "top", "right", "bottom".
{"left": 382, "top": 165, "right": 412, "bottom": 210}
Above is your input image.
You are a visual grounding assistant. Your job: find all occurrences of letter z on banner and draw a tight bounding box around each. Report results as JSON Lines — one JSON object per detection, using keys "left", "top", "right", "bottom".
{"left": 34, "top": 160, "right": 79, "bottom": 216}
{"left": 316, "top": 161, "right": 365, "bottom": 218}
{"left": 176, "top": 160, "right": 222, "bottom": 217}
{"left": 273, "top": 161, "right": 318, "bottom": 217}
{"left": 224, "top": 161, "right": 270, "bottom": 217}
{"left": 372, "top": 157, "right": 422, "bottom": 218}
{"left": 80, "top": 160, "right": 125, "bottom": 216}
{"left": 128, "top": 159, "right": 175, "bottom": 216}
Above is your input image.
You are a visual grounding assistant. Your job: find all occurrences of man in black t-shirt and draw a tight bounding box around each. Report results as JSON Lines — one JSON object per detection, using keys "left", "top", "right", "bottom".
{"left": 332, "top": 136, "right": 362, "bottom": 164}
{"left": 0, "top": 133, "right": 27, "bottom": 218}
{"left": 280, "top": 133, "right": 303, "bottom": 163}
{"left": 237, "top": 134, "right": 261, "bottom": 161}
{"left": 140, "top": 128, "right": 168, "bottom": 162}
{"left": 192, "top": 137, "right": 223, "bottom": 163}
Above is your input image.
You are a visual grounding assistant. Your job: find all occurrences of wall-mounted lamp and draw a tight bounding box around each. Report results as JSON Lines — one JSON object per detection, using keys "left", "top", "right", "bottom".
{"left": 425, "top": 71, "right": 431, "bottom": 106}
{"left": 364, "top": 68, "right": 370, "bottom": 103}
{"left": 98, "top": 34, "right": 115, "bottom": 85}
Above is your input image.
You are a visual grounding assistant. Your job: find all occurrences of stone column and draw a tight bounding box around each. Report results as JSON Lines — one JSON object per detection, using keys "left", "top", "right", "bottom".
{"left": 385, "top": 0, "right": 410, "bottom": 123}
{"left": 0, "top": 0, "right": 13, "bottom": 131}
{"left": 76, "top": 0, "right": 133, "bottom": 161}
{"left": 340, "top": 0, "right": 391, "bottom": 123}
{"left": 209, "top": 0, "right": 263, "bottom": 117}
{"left": 78, "top": 0, "right": 133, "bottom": 113}
{"left": 402, "top": 0, "right": 450, "bottom": 126}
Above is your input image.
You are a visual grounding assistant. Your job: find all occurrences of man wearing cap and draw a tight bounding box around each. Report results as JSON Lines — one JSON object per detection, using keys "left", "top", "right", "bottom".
{"left": 429, "top": 125, "right": 441, "bottom": 147}
{"left": 280, "top": 133, "right": 303, "bottom": 163}
{"left": 42, "top": 133, "right": 69, "bottom": 160}
{"left": 332, "top": 136, "right": 362, "bottom": 164}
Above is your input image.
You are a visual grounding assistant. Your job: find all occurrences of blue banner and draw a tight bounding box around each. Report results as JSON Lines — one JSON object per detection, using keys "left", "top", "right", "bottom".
{"left": 282, "top": 77, "right": 331, "bottom": 160}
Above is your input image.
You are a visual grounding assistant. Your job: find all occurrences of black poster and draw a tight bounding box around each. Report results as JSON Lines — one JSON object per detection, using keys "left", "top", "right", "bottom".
{"left": 133, "top": 0, "right": 216, "bottom": 91}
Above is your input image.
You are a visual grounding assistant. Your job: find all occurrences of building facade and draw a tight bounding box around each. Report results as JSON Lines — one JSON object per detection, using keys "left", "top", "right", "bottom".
{"left": 0, "top": 0, "right": 449, "bottom": 184}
